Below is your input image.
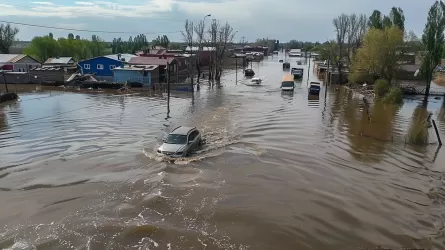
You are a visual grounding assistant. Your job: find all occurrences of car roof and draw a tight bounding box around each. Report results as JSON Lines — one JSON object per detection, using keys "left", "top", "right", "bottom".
{"left": 170, "top": 126, "right": 196, "bottom": 135}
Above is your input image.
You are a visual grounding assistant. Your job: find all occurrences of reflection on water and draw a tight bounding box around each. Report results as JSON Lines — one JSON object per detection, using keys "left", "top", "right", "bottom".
{"left": 1, "top": 55, "right": 445, "bottom": 249}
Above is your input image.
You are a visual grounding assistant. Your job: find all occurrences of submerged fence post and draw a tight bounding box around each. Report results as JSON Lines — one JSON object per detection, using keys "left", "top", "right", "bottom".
{"left": 432, "top": 119, "right": 442, "bottom": 146}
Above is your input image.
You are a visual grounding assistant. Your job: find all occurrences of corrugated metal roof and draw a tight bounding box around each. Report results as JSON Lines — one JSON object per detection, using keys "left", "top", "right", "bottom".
{"left": 0, "top": 54, "right": 27, "bottom": 63}
{"left": 114, "top": 65, "right": 159, "bottom": 71}
{"left": 104, "top": 54, "right": 137, "bottom": 62}
{"left": 128, "top": 57, "right": 175, "bottom": 66}
{"left": 78, "top": 54, "right": 137, "bottom": 63}
{"left": 44, "top": 57, "right": 75, "bottom": 64}
{"left": 185, "top": 46, "right": 216, "bottom": 51}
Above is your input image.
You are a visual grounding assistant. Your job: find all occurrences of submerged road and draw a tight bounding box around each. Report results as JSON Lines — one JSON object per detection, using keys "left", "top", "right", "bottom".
{"left": 1, "top": 55, "right": 445, "bottom": 249}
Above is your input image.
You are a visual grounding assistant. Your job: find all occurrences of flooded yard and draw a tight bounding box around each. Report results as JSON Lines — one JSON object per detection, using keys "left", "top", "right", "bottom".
{"left": 1, "top": 55, "right": 445, "bottom": 249}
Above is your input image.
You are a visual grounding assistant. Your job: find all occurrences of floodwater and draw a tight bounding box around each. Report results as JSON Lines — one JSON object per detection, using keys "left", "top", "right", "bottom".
{"left": 1, "top": 55, "right": 445, "bottom": 250}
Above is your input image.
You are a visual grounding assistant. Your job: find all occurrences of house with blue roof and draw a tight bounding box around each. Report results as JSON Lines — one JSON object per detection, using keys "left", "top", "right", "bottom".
{"left": 78, "top": 54, "right": 137, "bottom": 80}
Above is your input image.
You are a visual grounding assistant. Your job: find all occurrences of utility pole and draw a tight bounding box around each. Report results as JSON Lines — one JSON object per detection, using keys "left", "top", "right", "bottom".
{"left": 167, "top": 63, "right": 170, "bottom": 115}
{"left": 325, "top": 56, "right": 330, "bottom": 99}
{"left": 307, "top": 52, "right": 311, "bottom": 85}
{"left": 190, "top": 46, "right": 194, "bottom": 92}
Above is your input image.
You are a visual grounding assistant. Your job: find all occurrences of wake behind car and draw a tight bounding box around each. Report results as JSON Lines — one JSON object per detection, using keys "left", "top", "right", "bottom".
{"left": 157, "top": 126, "right": 202, "bottom": 157}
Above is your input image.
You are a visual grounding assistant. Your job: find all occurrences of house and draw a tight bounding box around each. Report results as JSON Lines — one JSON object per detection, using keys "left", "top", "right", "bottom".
{"left": 184, "top": 46, "right": 215, "bottom": 66}
{"left": 243, "top": 46, "right": 270, "bottom": 56}
{"left": 128, "top": 56, "right": 177, "bottom": 83}
{"left": 136, "top": 49, "right": 189, "bottom": 71}
{"left": 0, "top": 54, "right": 41, "bottom": 72}
{"left": 113, "top": 65, "right": 159, "bottom": 87}
{"left": 78, "top": 53, "right": 137, "bottom": 80}
{"left": 43, "top": 57, "right": 76, "bottom": 68}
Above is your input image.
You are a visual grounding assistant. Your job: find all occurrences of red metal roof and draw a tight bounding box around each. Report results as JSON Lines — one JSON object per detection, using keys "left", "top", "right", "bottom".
{"left": 128, "top": 57, "right": 175, "bottom": 66}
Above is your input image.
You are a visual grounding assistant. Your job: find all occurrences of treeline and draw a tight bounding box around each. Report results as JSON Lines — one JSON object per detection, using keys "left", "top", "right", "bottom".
{"left": 24, "top": 33, "right": 109, "bottom": 62}
{"left": 22, "top": 33, "right": 178, "bottom": 62}
{"left": 111, "top": 34, "right": 182, "bottom": 54}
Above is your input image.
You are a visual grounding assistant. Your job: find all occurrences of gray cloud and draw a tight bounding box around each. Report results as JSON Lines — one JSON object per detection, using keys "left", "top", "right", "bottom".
{"left": 0, "top": 0, "right": 437, "bottom": 42}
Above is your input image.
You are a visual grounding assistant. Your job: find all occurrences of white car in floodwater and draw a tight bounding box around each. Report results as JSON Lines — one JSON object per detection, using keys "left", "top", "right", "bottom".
{"left": 157, "top": 126, "right": 202, "bottom": 158}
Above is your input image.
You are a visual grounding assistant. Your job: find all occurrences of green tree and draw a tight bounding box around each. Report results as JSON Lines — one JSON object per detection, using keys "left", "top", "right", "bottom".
{"left": 382, "top": 15, "right": 392, "bottom": 28}
{"left": 390, "top": 7, "right": 405, "bottom": 31}
{"left": 152, "top": 35, "right": 170, "bottom": 48}
{"left": 421, "top": 1, "right": 445, "bottom": 96}
{"left": 68, "top": 33, "right": 74, "bottom": 40}
{"left": 350, "top": 26, "right": 405, "bottom": 83}
{"left": 25, "top": 34, "right": 107, "bottom": 62}
{"left": 368, "top": 10, "right": 383, "bottom": 29}
{"left": 0, "top": 24, "right": 19, "bottom": 53}
{"left": 24, "top": 35, "right": 61, "bottom": 62}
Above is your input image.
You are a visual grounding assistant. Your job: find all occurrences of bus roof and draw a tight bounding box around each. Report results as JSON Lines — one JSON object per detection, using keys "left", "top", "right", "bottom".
{"left": 282, "top": 74, "right": 294, "bottom": 82}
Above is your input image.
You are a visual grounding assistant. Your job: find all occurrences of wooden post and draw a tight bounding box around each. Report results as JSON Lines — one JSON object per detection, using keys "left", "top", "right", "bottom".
{"left": 2, "top": 73, "right": 8, "bottom": 93}
{"left": 176, "top": 64, "right": 179, "bottom": 83}
{"left": 432, "top": 119, "right": 442, "bottom": 146}
{"left": 235, "top": 58, "right": 238, "bottom": 85}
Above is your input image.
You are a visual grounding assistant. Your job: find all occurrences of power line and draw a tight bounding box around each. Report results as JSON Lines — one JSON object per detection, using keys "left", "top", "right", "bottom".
{"left": 0, "top": 20, "right": 181, "bottom": 35}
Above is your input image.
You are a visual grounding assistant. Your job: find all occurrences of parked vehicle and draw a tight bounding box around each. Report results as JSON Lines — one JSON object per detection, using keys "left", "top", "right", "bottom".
{"left": 282, "top": 62, "right": 290, "bottom": 70}
{"left": 251, "top": 77, "right": 262, "bottom": 85}
{"left": 308, "top": 82, "right": 321, "bottom": 95}
{"left": 291, "top": 68, "right": 304, "bottom": 79}
{"left": 281, "top": 74, "right": 295, "bottom": 91}
{"left": 245, "top": 69, "right": 255, "bottom": 76}
{"left": 157, "top": 126, "right": 202, "bottom": 157}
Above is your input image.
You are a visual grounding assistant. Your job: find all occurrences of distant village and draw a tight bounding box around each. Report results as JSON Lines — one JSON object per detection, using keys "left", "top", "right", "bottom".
{"left": 0, "top": 38, "right": 282, "bottom": 89}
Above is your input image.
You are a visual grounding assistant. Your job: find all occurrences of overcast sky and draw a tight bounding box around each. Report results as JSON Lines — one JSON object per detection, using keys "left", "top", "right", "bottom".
{"left": 0, "top": 0, "right": 437, "bottom": 42}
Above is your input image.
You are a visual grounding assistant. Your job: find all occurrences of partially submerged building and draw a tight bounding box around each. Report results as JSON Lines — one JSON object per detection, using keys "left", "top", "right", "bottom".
{"left": 113, "top": 65, "right": 159, "bottom": 87}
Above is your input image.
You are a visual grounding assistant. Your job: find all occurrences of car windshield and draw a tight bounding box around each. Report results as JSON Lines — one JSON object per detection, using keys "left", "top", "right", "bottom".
{"left": 282, "top": 81, "right": 294, "bottom": 87}
{"left": 165, "top": 134, "right": 187, "bottom": 144}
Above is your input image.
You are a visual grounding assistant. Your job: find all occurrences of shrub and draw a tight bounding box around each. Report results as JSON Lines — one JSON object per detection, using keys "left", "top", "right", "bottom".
{"left": 383, "top": 87, "right": 403, "bottom": 104}
{"left": 407, "top": 118, "right": 429, "bottom": 144}
{"left": 374, "top": 79, "right": 390, "bottom": 98}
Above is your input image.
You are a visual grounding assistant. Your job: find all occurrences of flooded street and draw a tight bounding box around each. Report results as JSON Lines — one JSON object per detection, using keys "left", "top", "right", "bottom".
{"left": 2, "top": 55, "right": 445, "bottom": 249}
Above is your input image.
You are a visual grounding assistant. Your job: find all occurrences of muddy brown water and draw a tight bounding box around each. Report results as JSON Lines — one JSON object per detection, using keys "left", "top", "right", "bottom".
{"left": 1, "top": 56, "right": 445, "bottom": 249}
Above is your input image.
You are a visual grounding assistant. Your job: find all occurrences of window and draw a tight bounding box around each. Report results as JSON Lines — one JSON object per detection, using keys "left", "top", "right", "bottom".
{"left": 84, "top": 64, "right": 90, "bottom": 69}
{"left": 188, "top": 131, "right": 199, "bottom": 142}
{"left": 97, "top": 64, "right": 104, "bottom": 70}
{"left": 165, "top": 134, "right": 187, "bottom": 144}
{"left": 110, "top": 65, "right": 116, "bottom": 70}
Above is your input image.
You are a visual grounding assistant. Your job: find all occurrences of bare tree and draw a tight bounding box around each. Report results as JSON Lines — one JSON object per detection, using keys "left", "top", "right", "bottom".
{"left": 333, "top": 14, "right": 350, "bottom": 83}
{"left": 207, "top": 19, "right": 219, "bottom": 81}
{"left": 194, "top": 20, "right": 205, "bottom": 83}
{"left": 346, "top": 14, "right": 359, "bottom": 66}
{"left": 181, "top": 20, "right": 194, "bottom": 87}
{"left": 215, "top": 22, "right": 236, "bottom": 81}
{"left": 355, "top": 14, "right": 368, "bottom": 49}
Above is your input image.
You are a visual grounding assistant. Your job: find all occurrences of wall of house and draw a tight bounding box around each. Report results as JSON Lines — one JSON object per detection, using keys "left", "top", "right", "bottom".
{"left": 13, "top": 63, "right": 39, "bottom": 72}
{"left": 78, "top": 57, "right": 124, "bottom": 76}
{"left": 113, "top": 70, "right": 151, "bottom": 86}
{"left": 0, "top": 73, "right": 30, "bottom": 84}
{"left": 30, "top": 70, "right": 65, "bottom": 84}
